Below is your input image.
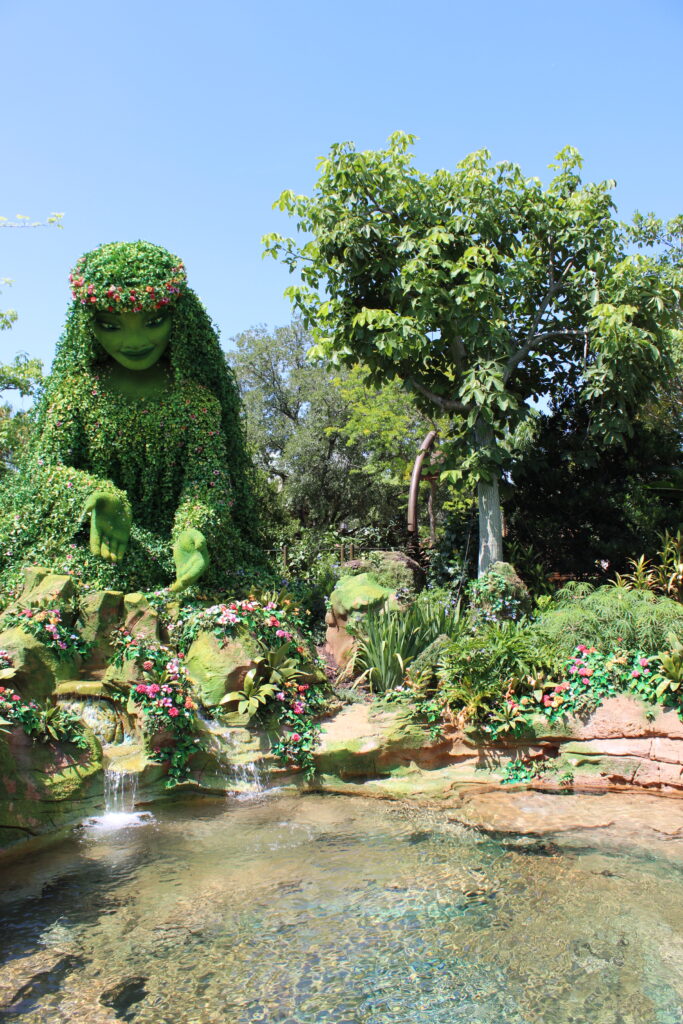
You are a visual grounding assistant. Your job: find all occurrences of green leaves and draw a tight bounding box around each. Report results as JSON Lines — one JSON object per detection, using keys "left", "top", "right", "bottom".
{"left": 266, "top": 134, "right": 683, "bottom": 571}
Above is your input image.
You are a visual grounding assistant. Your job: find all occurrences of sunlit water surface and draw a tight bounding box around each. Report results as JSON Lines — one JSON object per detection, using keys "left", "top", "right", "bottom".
{"left": 1, "top": 793, "right": 683, "bottom": 1024}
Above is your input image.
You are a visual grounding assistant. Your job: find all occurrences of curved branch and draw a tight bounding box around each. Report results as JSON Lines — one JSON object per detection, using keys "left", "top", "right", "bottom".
{"left": 408, "top": 378, "right": 469, "bottom": 414}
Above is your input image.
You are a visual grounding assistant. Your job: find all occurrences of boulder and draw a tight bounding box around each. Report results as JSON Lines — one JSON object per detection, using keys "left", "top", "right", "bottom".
{"left": 314, "top": 703, "right": 451, "bottom": 777}
{"left": 79, "top": 590, "right": 124, "bottom": 667}
{"left": 342, "top": 550, "right": 425, "bottom": 594}
{"left": 468, "top": 561, "right": 532, "bottom": 624}
{"left": 0, "top": 626, "right": 80, "bottom": 700}
{"left": 123, "top": 592, "right": 159, "bottom": 644}
{"left": 325, "top": 572, "right": 394, "bottom": 669}
{"left": 18, "top": 566, "right": 77, "bottom": 609}
{"left": 58, "top": 696, "right": 123, "bottom": 745}
{"left": 0, "top": 725, "right": 102, "bottom": 854}
{"left": 184, "top": 630, "right": 260, "bottom": 708}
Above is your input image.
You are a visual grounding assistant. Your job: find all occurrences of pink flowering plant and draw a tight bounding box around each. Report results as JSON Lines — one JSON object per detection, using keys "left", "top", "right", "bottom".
{"left": 110, "top": 627, "right": 177, "bottom": 673}
{"left": 176, "top": 596, "right": 315, "bottom": 655}
{"left": 515, "top": 644, "right": 669, "bottom": 723}
{"left": 130, "top": 657, "right": 202, "bottom": 787}
{"left": 111, "top": 596, "right": 327, "bottom": 778}
{"left": 220, "top": 639, "right": 326, "bottom": 777}
{"left": 0, "top": 685, "right": 88, "bottom": 748}
{"left": 266, "top": 654, "right": 326, "bottom": 778}
{"left": 1, "top": 606, "right": 90, "bottom": 660}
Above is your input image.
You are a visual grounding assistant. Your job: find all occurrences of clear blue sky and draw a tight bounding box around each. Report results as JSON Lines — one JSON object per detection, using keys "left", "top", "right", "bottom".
{"left": 2, "top": 0, "right": 681, "bottom": 380}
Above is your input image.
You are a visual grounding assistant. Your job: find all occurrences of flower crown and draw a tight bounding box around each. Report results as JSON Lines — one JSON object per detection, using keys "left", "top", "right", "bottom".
{"left": 70, "top": 241, "right": 188, "bottom": 313}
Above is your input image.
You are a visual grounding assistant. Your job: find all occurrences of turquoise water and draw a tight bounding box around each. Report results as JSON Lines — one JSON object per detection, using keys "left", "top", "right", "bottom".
{"left": 1, "top": 793, "right": 683, "bottom": 1023}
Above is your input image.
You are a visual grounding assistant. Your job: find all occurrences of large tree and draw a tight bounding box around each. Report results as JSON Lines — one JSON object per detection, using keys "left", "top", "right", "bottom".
{"left": 264, "top": 134, "right": 682, "bottom": 574}
{"left": 228, "top": 321, "right": 437, "bottom": 546}
{"left": 0, "top": 354, "right": 43, "bottom": 475}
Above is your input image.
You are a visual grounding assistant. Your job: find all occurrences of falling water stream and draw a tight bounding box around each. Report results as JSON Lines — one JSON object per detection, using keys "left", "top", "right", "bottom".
{"left": 86, "top": 770, "right": 153, "bottom": 833}
{"left": 1, "top": 792, "right": 683, "bottom": 1023}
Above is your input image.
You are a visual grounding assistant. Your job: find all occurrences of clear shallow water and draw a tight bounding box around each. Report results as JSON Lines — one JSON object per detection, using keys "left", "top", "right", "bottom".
{"left": 1, "top": 794, "right": 683, "bottom": 1024}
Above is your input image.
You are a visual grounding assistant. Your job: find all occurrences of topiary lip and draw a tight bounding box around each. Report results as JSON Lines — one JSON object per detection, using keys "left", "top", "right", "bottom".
{"left": 69, "top": 241, "right": 188, "bottom": 313}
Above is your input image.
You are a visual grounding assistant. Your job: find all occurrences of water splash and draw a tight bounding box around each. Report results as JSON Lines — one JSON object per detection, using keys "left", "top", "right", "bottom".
{"left": 85, "top": 769, "right": 153, "bottom": 831}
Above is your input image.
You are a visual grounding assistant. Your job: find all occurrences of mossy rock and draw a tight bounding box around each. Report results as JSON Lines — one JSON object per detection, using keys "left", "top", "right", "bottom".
{"left": 342, "top": 550, "right": 423, "bottom": 595}
{"left": 407, "top": 633, "right": 451, "bottom": 685}
{"left": 123, "top": 592, "right": 160, "bottom": 643}
{"left": 18, "top": 566, "right": 78, "bottom": 609}
{"left": 184, "top": 630, "right": 260, "bottom": 708}
{"left": 79, "top": 590, "right": 124, "bottom": 667}
{"left": 314, "top": 703, "right": 448, "bottom": 778}
{"left": 0, "top": 626, "right": 81, "bottom": 700}
{"left": 469, "top": 561, "right": 532, "bottom": 624}
{"left": 58, "top": 695, "right": 126, "bottom": 744}
{"left": 330, "top": 572, "right": 394, "bottom": 619}
{"left": 0, "top": 725, "right": 102, "bottom": 853}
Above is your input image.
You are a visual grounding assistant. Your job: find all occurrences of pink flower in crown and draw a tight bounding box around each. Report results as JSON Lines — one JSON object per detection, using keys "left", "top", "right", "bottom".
{"left": 142, "top": 660, "right": 154, "bottom": 671}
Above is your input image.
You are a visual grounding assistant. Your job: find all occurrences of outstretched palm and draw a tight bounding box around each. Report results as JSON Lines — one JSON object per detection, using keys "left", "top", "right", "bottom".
{"left": 84, "top": 491, "right": 132, "bottom": 563}
{"left": 171, "top": 529, "right": 209, "bottom": 592}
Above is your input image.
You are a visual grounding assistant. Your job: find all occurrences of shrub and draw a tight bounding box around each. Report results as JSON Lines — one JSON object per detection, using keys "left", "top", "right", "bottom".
{"left": 466, "top": 562, "right": 532, "bottom": 625}
{"left": 437, "top": 620, "right": 558, "bottom": 723}
{"left": 531, "top": 583, "right": 683, "bottom": 658}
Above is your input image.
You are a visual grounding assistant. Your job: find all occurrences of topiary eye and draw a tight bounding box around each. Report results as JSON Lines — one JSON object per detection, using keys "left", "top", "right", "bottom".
{"left": 146, "top": 314, "right": 167, "bottom": 329}
{"left": 94, "top": 318, "right": 120, "bottom": 332}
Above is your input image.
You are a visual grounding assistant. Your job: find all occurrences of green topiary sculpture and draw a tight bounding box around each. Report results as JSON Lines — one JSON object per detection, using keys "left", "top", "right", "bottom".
{"left": 0, "top": 241, "right": 262, "bottom": 594}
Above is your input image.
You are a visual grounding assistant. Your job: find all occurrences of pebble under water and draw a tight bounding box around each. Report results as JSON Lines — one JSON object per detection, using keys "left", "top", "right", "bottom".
{"left": 1, "top": 793, "right": 683, "bottom": 1024}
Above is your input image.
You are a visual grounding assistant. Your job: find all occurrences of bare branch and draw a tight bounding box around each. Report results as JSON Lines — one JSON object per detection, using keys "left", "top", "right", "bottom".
{"left": 408, "top": 377, "right": 469, "bottom": 414}
{"left": 504, "top": 258, "right": 577, "bottom": 383}
{"left": 504, "top": 329, "right": 585, "bottom": 383}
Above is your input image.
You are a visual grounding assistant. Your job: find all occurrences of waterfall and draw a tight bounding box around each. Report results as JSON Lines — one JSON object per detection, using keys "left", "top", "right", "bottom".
{"left": 84, "top": 769, "right": 152, "bottom": 831}
{"left": 231, "top": 759, "right": 267, "bottom": 800}
{"left": 104, "top": 769, "right": 138, "bottom": 813}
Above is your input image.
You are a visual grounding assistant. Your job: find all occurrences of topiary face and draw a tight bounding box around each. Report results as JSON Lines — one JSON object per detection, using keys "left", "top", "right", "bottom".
{"left": 91, "top": 308, "right": 172, "bottom": 371}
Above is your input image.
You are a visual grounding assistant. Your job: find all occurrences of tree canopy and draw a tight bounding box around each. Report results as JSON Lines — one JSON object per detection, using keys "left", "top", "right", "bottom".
{"left": 228, "top": 321, "right": 440, "bottom": 548}
{"left": 265, "top": 133, "right": 683, "bottom": 573}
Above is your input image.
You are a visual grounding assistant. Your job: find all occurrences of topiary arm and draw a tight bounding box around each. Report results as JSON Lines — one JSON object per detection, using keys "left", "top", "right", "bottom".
{"left": 171, "top": 391, "right": 234, "bottom": 587}
{"left": 32, "top": 381, "right": 132, "bottom": 562}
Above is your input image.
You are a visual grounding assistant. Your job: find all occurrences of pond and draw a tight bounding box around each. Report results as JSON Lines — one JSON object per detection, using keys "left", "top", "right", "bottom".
{"left": 1, "top": 792, "right": 683, "bottom": 1024}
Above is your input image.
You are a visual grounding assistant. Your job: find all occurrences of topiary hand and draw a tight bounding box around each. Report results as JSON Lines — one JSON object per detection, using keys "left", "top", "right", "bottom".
{"left": 170, "top": 529, "right": 209, "bottom": 592}
{"left": 84, "top": 491, "right": 132, "bottom": 563}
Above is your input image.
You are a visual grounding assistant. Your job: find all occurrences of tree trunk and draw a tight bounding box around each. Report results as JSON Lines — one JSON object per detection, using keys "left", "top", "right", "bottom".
{"left": 475, "top": 419, "right": 503, "bottom": 576}
{"left": 428, "top": 478, "right": 437, "bottom": 547}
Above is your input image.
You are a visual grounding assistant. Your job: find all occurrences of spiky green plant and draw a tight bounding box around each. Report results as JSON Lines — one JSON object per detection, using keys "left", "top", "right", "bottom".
{"left": 353, "top": 596, "right": 462, "bottom": 693}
